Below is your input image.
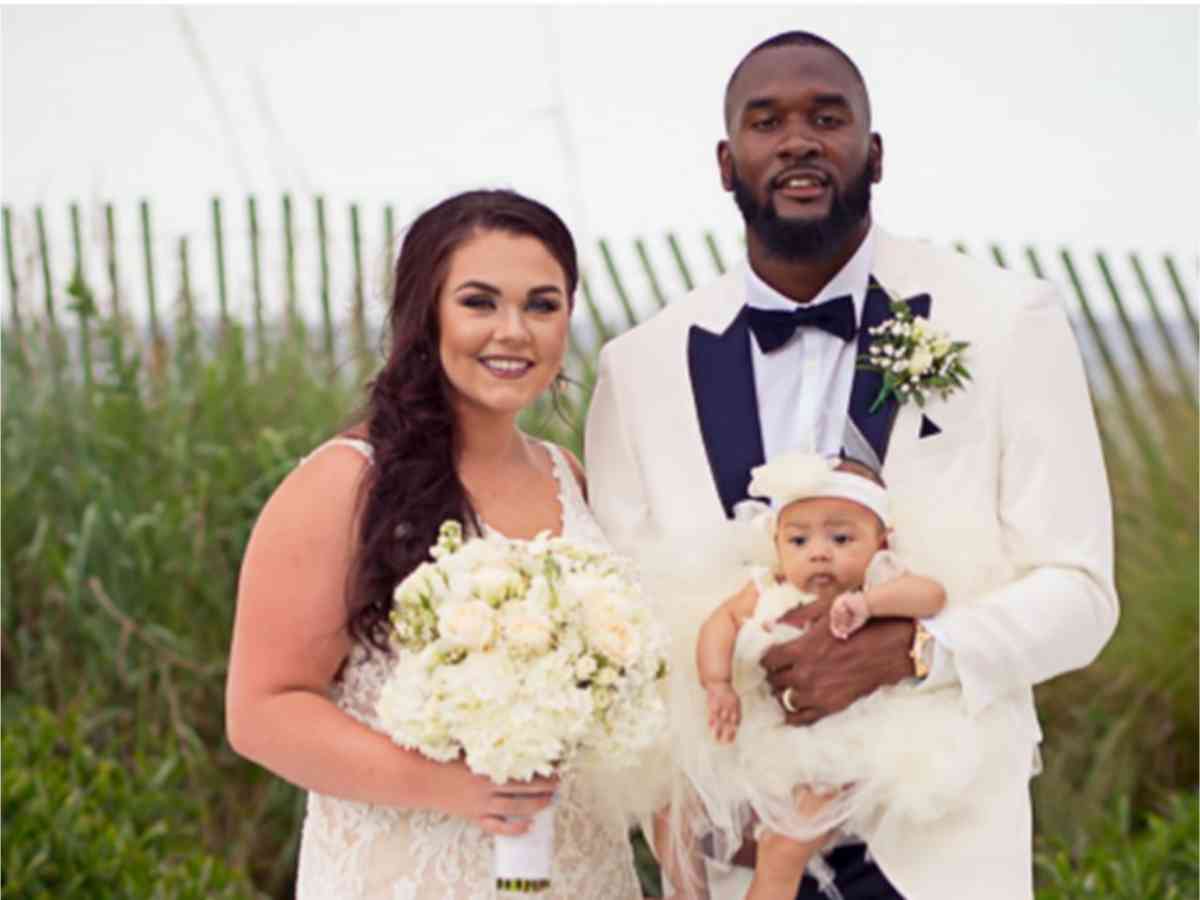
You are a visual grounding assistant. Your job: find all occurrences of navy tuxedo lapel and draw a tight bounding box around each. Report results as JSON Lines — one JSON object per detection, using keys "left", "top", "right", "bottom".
{"left": 847, "top": 278, "right": 932, "bottom": 465}
{"left": 688, "top": 307, "right": 765, "bottom": 518}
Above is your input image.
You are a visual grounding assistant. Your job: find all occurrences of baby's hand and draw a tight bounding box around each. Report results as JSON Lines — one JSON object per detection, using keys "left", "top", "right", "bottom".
{"left": 829, "top": 591, "right": 871, "bottom": 639}
{"left": 705, "top": 682, "right": 741, "bottom": 743}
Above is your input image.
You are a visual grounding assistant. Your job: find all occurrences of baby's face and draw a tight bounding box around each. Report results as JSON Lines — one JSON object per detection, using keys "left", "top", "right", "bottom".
{"left": 774, "top": 497, "right": 886, "bottom": 604}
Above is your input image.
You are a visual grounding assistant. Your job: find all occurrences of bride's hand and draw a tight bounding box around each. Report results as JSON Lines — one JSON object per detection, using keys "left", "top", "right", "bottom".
{"left": 435, "top": 760, "right": 559, "bottom": 836}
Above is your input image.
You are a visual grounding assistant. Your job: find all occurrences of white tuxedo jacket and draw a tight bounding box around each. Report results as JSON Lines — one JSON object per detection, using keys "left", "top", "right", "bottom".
{"left": 584, "top": 229, "right": 1119, "bottom": 900}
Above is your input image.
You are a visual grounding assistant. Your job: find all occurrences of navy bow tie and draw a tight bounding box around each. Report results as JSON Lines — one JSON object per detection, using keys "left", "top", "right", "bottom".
{"left": 745, "top": 295, "right": 857, "bottom": 352}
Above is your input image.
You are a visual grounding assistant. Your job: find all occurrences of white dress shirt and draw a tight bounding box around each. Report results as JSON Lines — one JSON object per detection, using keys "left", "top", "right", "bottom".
{"left": 743, "top": 223, "right": 953, "bottom": 684}
{"left": 745, "top": 225, "right": 875, "bottom": 461}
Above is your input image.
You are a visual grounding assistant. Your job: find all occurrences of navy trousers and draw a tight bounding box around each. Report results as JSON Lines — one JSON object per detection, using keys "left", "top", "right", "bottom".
{"left": 795, "top": 844, "right": 903, "bottom": 899}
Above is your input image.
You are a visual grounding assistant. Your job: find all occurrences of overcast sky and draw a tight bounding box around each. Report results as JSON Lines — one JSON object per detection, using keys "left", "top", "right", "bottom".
{"left": 2, "top": 4, "right": 1197, "bottom": 326}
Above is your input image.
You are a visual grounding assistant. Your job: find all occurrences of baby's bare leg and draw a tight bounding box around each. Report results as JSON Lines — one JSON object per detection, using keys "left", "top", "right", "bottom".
{"left": 745, "top": 789, "right": 832, "bottom": 900}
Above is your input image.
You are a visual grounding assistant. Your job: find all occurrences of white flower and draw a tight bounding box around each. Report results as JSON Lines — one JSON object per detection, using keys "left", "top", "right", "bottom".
{"left": 587, "top": 609, "right": 641, "bottom": 667}
{"left": 574, "top": 656, "right": 598, "bottom": 680}
{"left": 438, "top": 600, "right": 497, "bottom": 651}
{"left": 566, "top": 577, "right": 641, "bottom": 667}
{"left": 596, "top": 666, "right": 618, "bottom": 687}
{"left": 564, "top": 572, "right": 627, "bottom": 613}
{"left": 557, "top": 630, "right": 585, "bottom": 658}
{"left": 502, "top": 607, "right": 554, "bottom": 654}
{"left": 393, "top": 561, "right": 439, "bottom": 606}
{"left": 892, "top": 359, "right": 907, "bottom": 373}
{"left": 748, "top": 452, "right": 835, "bottom": 508}
{"left": 907, "top": 348, "right": 935, "bottom": 377}
{"left": 469, "top": 564, "right": 523, "bottom": 605}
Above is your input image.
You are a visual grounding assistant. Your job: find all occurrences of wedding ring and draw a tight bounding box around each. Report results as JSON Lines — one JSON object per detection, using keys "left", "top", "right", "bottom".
{"left": 781, "top": 687, "right": 799, "bottom": 713}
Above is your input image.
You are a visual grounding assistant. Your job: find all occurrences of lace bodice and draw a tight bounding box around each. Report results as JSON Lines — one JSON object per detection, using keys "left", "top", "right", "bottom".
{"left": 294, "top": 439, "right": 639, "bottom": 899}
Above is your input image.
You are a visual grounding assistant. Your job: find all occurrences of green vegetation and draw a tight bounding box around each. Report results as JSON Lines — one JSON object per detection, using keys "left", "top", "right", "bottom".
{"left": 1035, "top": 793, "right": 1198, "bottom": 900}
{"left": 2, "top": 325, "right": 354, "bottom": 897}
{"left": 2, "top": 706, "right": 255, "bottom": 898}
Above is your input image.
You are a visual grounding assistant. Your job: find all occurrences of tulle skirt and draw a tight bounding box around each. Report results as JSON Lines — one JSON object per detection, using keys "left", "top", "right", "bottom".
{"left": 624, "top": 522, "right": 1019, "bottom": 887}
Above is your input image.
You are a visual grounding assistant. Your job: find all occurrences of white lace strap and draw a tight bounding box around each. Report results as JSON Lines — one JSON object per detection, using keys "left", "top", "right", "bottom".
{"left": 301, "top": 437, "right": 375, "bottom": 466}
{"left": 541, "top": 441, "right": 582, "bottom": 500}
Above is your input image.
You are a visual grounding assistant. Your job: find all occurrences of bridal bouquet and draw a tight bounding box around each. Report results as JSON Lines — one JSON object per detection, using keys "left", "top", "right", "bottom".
{"left": 378, "top": 520, "right": 669, "bottom": 892}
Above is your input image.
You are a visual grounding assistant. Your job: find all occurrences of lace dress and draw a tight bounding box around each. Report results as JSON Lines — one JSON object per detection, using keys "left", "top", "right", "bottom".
{"left": 293, "top": 438, "right": 642, "bottom": 900}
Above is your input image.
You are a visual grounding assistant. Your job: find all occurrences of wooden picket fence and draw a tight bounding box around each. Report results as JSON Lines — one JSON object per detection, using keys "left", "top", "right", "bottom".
{"left": 3, "top": 195, "right": 1196, "bottom": 429}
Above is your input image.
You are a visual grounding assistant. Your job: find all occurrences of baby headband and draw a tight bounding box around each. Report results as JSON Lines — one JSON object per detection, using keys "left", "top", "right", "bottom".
{"left": 746, "top": 451, "right": 891, "bottom": 528}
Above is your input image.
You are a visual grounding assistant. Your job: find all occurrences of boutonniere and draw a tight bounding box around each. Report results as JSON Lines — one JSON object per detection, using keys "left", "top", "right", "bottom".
{"left": 858, "top": 299, "right": 970, "bottom": 413}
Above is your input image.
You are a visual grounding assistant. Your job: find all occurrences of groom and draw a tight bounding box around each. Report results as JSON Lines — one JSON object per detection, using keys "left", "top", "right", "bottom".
{"left": 585, "top": 31, "right": 1118, "bottom": 900}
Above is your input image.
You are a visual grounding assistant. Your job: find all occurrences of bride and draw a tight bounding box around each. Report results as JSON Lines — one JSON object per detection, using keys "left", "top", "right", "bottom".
{"left": 225, "top": 189, "right": 643, "bottom": 899}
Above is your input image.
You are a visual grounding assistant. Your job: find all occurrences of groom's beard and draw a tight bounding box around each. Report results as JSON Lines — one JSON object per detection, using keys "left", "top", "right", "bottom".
{"left": 731, "top": 160, "right": 873, "bottom": 262}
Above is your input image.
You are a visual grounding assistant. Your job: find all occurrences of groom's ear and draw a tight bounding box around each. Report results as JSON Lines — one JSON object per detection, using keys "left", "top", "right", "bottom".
{"left": 869, "top": 133, "right": 884, "bottom": 184}
{"left": 717, "top": 140, "right": 734, "bottom": 192}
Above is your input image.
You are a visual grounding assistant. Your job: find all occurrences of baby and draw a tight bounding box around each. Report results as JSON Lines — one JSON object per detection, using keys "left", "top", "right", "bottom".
{"left": 677, "top": 453, "right": 945, "bottom": 900}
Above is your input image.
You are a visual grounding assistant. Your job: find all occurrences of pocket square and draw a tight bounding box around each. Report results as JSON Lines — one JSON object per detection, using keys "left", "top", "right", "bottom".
{"left": 919, "top": 415, "right": 942, "bottom": 438}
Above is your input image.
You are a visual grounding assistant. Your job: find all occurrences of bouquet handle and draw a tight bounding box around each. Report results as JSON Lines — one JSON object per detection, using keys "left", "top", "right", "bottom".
{"left": 494, "top": 801, "right": 555, "bottom": 894}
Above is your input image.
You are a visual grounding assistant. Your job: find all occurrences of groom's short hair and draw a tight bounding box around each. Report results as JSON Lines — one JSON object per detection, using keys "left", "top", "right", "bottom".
{"left": 724, "top": 31, "right": 871, "bottom": 129}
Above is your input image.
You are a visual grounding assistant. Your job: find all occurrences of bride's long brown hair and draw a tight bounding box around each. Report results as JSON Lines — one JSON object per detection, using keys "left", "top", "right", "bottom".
{"left": 347, "top": 190, "right": 578, "bottom": 652}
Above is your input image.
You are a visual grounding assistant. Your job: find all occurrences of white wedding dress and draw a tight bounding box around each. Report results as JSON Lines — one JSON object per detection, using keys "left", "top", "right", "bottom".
{"left": 294, "top": 438, "right": 643, "bottom": 900}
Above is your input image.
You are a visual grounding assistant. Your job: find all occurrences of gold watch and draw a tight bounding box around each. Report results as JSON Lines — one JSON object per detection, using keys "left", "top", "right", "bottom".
{"left": 910, "top": 622, "right": 934, "bottom": 680}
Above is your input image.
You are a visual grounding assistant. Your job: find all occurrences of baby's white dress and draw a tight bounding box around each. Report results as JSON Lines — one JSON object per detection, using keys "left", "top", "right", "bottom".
{"left": 662, "top": 550, "right": 1016, "bottom": 873}
{"left": 293, "top": 438, "right": 642, "bottom": 900}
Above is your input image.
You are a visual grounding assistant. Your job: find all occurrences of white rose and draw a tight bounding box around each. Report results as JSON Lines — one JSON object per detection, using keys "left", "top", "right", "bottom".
{"left": 437, "top": 600, "right": 497, "bottom": 651}
{"left": 565, "top": 573, "right": 632, "bottom": 616}
{"left": 587, "top": 609, "right": 640, "bottom": 668}
{"left": 561, "top": 573, "right": 608, "bottom": 603}
{"left": 595, "top": 666, "right": 618, "bottom": 687}
{"left": 931, "top": 336, "right": 952, "bottom": 356}
{"left": 470, "top": 565, "right": 522, "bottom": 605}
{"left": 911, "top": 318, "right": 927, "bottom": 339}
{"left": 907, "top": 348, "right": 934, "bottom": 377}
{"left": 502, "top": 608, "right": 554, "bottom": 653}
{"left": 574, "top": 656, "right": 598, "bottom": 680}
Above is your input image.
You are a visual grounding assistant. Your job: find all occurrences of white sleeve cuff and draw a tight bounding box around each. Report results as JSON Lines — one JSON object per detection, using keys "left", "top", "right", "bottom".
{"left": 917, "top": 617, "right": 958, "bottom": 690}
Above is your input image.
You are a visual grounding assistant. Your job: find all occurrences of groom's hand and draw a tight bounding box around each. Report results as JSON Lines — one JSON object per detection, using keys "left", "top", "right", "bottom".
{"left": 762, "top": 598, "right": 916, "bottom": 725}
